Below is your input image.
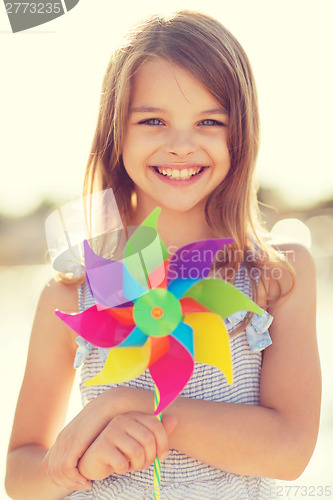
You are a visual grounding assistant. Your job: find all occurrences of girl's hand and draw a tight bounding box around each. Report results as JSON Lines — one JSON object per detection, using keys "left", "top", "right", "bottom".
{"left": 43, "top": 386, "right": 174, "bottom": 489}
{"left": 42, "top": 388, "right": 125, "bottom": 491}
{"left": 78, "top": 412, "right": 177, "bottom": 481}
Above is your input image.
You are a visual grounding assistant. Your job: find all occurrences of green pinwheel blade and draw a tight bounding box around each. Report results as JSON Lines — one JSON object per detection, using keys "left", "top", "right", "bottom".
{"left": 140, "top": 208, "right": 169, "bottom": 260}
{"left": 123, "top": 208, "right": 169, "bottom": 289}
{"left": 183, "top": 278, "right": 262, "bottom": 319}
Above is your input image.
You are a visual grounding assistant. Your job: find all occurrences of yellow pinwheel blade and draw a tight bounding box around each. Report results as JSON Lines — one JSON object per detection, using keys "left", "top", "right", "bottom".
{"left": 85, "top": 340, "right": 151, "bottom": 386}
{"left": 184, "top": 313, "right": 233, "bottom": 385}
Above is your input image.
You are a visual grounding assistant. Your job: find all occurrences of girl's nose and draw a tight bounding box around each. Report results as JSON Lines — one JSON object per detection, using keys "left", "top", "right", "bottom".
{"left": 165, "top": 129, "right": 196, "bottom": 158}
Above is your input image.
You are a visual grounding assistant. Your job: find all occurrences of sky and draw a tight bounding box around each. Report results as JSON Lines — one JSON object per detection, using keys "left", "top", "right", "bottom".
{"left": 0, "top": 0, "right": 333, "bottom": 215}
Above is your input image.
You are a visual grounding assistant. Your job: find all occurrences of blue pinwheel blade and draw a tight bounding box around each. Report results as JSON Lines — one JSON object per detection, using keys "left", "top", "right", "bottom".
{"left": 171, "top": 321, "right": 194, "bottom": 356}
{"left": 167, "top": 278, "right": 201, "bottom": 299}
{"left": 123, "top": 259, "right": 149, "bottom": 301}
{"left": 118, "top": 326, "right": 149, "bottom": 347}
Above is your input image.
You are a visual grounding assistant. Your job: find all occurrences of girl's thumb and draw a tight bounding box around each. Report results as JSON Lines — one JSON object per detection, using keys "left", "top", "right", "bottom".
{"left": 162, "top": 415, "right": 178, "bottom": 435}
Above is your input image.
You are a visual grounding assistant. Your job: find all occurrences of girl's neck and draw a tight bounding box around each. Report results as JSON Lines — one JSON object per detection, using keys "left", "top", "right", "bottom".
{"left": 128, "top": 198, "right": 218, "bottom": 251}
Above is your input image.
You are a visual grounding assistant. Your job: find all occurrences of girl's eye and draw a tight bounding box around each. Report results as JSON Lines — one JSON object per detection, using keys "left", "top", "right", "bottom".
{"left": 199, "top": 119, "right": 225, "bottom": 126}
{"left": 139, "top": 118, "right": 164, "bottom": 126}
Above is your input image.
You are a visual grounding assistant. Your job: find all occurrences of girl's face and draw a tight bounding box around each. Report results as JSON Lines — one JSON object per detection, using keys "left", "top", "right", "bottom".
{"left": 122, "top": 59, "right": 230, "bottom": 215}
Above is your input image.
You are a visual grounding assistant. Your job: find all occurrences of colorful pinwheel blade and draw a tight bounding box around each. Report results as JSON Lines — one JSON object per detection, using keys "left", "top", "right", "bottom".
{"left": 118, "top": 326, "right": 149, "bottom": 347}
{"left": 167, "top": 278, "right": 201, "bottom": 299}
{"left": 107, "top": 306, "right": 134, "bottom": 326}
{"left": 138, "top": 207, "right": 169, "bottom": 261}
{"left": 149, "top": 336, "right": 170, "bottom": 366}
{"left": 184, "top": 312, "right": 233, "bottom": 384}
{"left": 148, "top": 258, "right": 170, "bottom": 290}
{"left": 167, "top": 238, "right": 233, "bottom": 284}
{"left": 183, "top": 278, "right": 263, "bottom": 318}
{"left": 149, "top": 331, "right": 194, "bottom": 415}
{"left": 123, "top": 260, "right": 149, "bottom": 301}
{"left": 85, "top": 341, "right": 151, "bottom": 385}
{"left": 179, "top": 297, "right": 211, "bottom": 315}
{"left": 124, "top": 208, "right": 169, "bottom": 291}
{"left": 171, "top": 320, "right": 194, "bottom": 356}
{"left": 55, "top": 306, "right": 134, "bottom": 347}
{"left": 84, "top": 239, "right": 131, "bottom": 308}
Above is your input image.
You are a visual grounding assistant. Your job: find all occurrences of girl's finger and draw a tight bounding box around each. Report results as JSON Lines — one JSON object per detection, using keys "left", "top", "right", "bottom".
{"left": 97, "top": 443, "right": 130, "bottom": 476}
{"left": 44, "top": 450, "right": 92, "bottom": 490}
{"left": 126, "top": 413, "right": 170, "bottom": 464}
{"left": 112, "top": 431, "right": 147, "bottom": 471}
{"left": 104, "top": 414, "right": 156, "bottom": 470}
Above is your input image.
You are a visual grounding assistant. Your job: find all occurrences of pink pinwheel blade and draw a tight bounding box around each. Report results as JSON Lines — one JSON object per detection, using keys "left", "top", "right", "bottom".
{"left": 167, "top": 238, "right": 233, "bottom": 284}
{"left": 149, "top": 335, "right": 194, "bottom": 414}
{"left": 55, "top": 306, "right": 134, "bottom": 347}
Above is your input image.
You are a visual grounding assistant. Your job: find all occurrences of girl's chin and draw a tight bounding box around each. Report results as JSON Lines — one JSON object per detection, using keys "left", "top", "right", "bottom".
{"left": 137, "top": 194, "right": 207, "bottom": 215}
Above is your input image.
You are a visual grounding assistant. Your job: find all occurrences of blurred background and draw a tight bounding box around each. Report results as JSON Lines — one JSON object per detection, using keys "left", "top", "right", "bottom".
{"left": 1, "top": 0, "right": 332, "bottom": 498}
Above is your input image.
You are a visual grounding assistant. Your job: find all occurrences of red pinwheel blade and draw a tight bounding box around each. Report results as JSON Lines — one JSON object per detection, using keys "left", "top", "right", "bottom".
{"left": 107, "top": 306, "right": 134, "bottom": 326}
{"left": 148, "top": 258, "right": 170, "bottom": 289}
{"left": 179, "top": 297, "right": 211, "bottom": 315}
{"left": 149, "top": 336, "right": 170, "bottom": 366}
{"left": 149, "top": 335, "right": 194, "bottom": 414}
{"left": 55, "top": 306, "right": 134, "bottom": 347}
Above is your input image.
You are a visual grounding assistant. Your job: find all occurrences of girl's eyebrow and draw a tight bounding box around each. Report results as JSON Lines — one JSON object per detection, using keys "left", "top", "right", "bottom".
{"left": 130, "top": 105, "right": 228, "bottom": 116}
{"left": 131, "top": 106, "right": 167, "bottom": 113}
{"left": 200, "top": 107, "right": 228, "bottom": 116}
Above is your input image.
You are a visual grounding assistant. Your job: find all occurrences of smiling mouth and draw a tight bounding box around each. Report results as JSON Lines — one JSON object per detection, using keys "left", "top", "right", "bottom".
{"left": 152, "top": 166, "right": 207, "bottom": 180}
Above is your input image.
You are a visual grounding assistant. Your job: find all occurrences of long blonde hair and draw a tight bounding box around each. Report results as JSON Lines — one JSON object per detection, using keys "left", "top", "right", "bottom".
{"left": 73, "top": 10, "right": 295, "bottom": 313}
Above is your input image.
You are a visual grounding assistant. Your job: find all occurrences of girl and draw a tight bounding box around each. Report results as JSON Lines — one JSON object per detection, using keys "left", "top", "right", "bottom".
{"left": 5, "top": 10, "right": 321, "bottom": 500}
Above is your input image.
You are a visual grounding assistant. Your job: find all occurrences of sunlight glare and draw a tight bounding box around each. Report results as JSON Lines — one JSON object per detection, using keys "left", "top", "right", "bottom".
{"left": 270, "top": 218, "right": 312, "bottom": 248}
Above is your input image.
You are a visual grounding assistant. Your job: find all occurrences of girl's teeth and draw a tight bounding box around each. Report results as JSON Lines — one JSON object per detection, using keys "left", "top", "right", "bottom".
{"left": 155, "top": 166, "right": 203, "bottom": 180}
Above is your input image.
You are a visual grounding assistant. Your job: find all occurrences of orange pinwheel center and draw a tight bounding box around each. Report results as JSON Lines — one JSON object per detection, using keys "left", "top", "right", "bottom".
{"left": 151, "top": 306, "right": 164, "bottom": 319}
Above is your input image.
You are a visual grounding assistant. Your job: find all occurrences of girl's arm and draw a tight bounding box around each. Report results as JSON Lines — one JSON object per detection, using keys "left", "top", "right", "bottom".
{"left": 6, "top": 279, "right": 175, "bottom": 497}
{"left": 5, "top": 279, "right": 92, "bottom": 500}
{"left": 78, "top": 243, "right": 320, "bottom": 480}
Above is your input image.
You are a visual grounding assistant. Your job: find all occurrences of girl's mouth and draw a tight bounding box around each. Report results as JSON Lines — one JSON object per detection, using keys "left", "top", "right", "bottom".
{"left": 152, "top": 166, "right": 207, "bottom": 180}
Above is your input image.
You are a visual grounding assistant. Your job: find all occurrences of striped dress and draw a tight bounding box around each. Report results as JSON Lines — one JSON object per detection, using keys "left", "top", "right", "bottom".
{"left": 65, "top": 265, "right": 278, "bottom": 500}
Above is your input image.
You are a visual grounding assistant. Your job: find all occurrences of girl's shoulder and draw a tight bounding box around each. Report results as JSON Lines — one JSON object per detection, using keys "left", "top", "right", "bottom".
{"left": 38, "top": 277, "right": 80, "bottom": 353}
{"left": 252, "top": 240, "right": 314, "bottom": 310}
{"left": 40, "top": 277, "right": 80, "bottom": 313}
{"left": 267, "top": 242, "right": 315, "bottom": 311}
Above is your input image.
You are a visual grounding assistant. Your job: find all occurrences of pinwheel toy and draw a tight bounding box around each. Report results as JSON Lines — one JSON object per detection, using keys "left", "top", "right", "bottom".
{"left": 55, "top": 207, "right": 263, "bottom": 499}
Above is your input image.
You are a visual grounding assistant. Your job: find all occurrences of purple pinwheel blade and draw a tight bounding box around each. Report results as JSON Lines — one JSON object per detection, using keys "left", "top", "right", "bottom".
{"left": 84, "top": 240, "right": 129, "bottom": 308}
{"left": 167, "top": 238, "right": 233, "bottom": 284}
{"left": 149, "top": 335, "right": 194, "bottom": 415}
{"left": 55, "top": 306, "right": 134, "bottom": 347}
